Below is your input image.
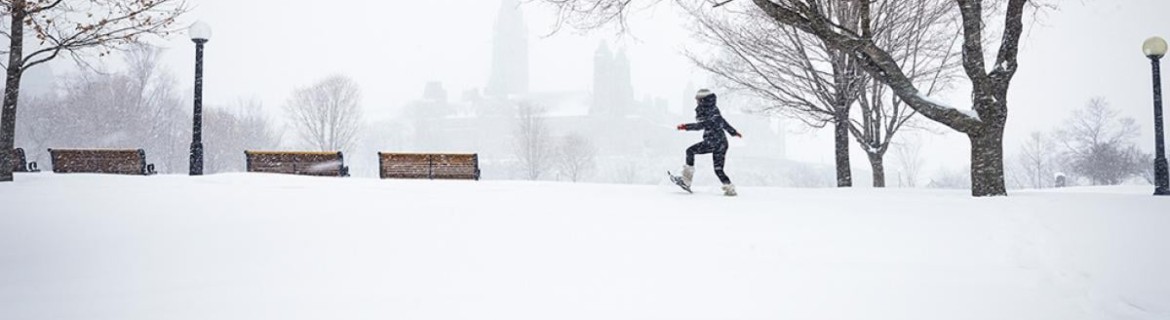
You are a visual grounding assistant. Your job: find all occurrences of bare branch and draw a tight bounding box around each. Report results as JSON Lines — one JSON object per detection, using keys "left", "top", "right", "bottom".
{"left": 711, "top": 0, "right": 736, "bottom": 8}
{"left": 284, "top": 75, "right": 364, "bottom": 152}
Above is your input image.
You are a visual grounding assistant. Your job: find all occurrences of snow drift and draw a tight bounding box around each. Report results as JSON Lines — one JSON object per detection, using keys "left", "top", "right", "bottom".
{"left": 1, "top": 173, "right": 1168, "bottom": 320}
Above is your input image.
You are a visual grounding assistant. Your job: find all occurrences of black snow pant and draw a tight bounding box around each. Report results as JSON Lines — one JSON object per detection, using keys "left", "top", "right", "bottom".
{"left": 686, "top": 140, "right": 732, "bottom": 185}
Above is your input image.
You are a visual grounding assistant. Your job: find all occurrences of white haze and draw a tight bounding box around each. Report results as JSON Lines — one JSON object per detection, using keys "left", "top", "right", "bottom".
{"left": 22, "top": 0, "right": 1170, "bottom": 186}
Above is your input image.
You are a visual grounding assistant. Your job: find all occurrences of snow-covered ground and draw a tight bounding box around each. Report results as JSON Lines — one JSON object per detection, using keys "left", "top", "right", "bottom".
{"left": 2, "top": 173, "right": 1168, "bottom": 320}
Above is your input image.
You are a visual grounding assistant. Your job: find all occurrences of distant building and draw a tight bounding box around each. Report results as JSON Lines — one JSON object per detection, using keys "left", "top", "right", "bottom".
{"left": 485, "top": 0, "right": 529, "bottom": 98}
{"left": 387, "top": 0, "right": 787, "bottom": 183}
{"left": 591, "top": 43, "right": 634, "bottom": 117}
{"left": 422, "top": 81, "right": 448, "bottom": 103}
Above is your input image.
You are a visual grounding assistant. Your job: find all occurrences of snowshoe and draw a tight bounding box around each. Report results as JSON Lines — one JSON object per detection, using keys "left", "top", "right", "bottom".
{"left": 668, "top": 171, "right": 693, "bottom": 194}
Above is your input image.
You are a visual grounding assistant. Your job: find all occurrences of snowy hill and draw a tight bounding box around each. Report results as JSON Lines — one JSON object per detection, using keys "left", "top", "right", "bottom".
{"left": 2, "top": 173, "right": 1168, "bottom": 320}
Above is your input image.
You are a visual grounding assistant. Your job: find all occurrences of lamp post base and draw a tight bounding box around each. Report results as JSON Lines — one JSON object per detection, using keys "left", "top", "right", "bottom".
{"left": 190, "top": 142, "right": 203, "bottom": 176}
{"left": 1156, "top": 156, "right": 1169, "bottom": 195}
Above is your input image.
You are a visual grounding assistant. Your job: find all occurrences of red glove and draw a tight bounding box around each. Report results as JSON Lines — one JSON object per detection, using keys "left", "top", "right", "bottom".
{"left": 676, "top": 124, "right": 687, "bottom": 130}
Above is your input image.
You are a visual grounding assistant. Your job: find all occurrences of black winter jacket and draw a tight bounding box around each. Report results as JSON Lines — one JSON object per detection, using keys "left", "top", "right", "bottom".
{"left": 682, "top": 94, "right": 739, "bottom": 143}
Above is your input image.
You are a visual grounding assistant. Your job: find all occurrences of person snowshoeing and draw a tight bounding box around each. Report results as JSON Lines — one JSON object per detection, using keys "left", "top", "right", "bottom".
{"left": 676, "top": 89, "right": 741, "bottom": 196}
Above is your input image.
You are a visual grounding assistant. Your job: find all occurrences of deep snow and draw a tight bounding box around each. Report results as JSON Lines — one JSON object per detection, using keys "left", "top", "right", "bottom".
{"left": 1, "top": 173, "right": 1168, "bottom": 320}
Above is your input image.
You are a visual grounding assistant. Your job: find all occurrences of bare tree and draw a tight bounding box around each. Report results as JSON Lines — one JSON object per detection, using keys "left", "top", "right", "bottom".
{"left": 0, "top": 0, "right": 189, "bottom": 181}
{"left": 124, "top": 44, "right": 186, "bottom": 172}
{"left": 513, "top": 102, "right": 553, "bottom": 180}
{"left": 891, "top": 135, "right": 925, "bottom": 187}
{"left": 13, "top": 94, "right": 57, "bottom": 164}
{"left": 1058, "top": 98, "right": 1145, "bottom": 185}
{"left": 1141, "top": 152, "right": 1162, "bottom": 185}
{"left": 689, "top": 5, "right": 864, "bottom": 187}
{"left": 204, "top": 99, "right": 281, "bottom": 173}
{"left": 17, "top": 44, "right": 187, "bottom": 172}
{"left": 849, "top": 0, "right": 960, "bottom": 187}
{"left": 928, "top": 165, "right": 970, "bottom": 189}
{"left": 555, "top": 132, "right": 597, "bottom": 182}
{"left": 541, "top": 0, "right": 1039, "bottom": 196}
{"left": 784, "top": 162, "right": 834, "bottom": 188}
{"left": 284, "top": 75, "right": 364, "bottom": 152}
{"left": 1014, "top": 131, "right": 1057, "bottom": 189}
{"left": 605, "top": 156, "right": 652, "bottom": 184}
{"left": 689, "top": 0, "right": 960, "bottom": 188}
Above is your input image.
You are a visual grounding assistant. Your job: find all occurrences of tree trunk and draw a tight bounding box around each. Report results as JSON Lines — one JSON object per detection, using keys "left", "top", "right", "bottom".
{"left": 867, "top": 152, "right": 885, "bottom": 188}
{"left": 834, "top": 110, "right": 852, "bottom": 187}
{"left": 969, "top": 129, "right": 1007, "bottom": 197}
{"left": 0, "top": 5, "right": 26, "bottom": 182}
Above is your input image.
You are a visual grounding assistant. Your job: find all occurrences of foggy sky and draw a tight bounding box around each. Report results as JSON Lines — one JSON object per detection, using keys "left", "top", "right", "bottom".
{"left": 140, "top": 0, "right": 700, "bottom": 119}
{"left": 36, "top": 0, "right": 1170, "bottom": 180}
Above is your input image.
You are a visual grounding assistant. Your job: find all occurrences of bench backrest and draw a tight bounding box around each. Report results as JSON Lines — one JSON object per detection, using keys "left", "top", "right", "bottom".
{"left": 48, "top": 148, "right": 154, "bottom": 175}
{"left": 378, "top": 152, "right": 479, "bottom": 180}
{"left": 245, "top": 151, "right": 349, "bottom": 177}
{"left": 10, "top": 148, "right": 37, "bottom": 172}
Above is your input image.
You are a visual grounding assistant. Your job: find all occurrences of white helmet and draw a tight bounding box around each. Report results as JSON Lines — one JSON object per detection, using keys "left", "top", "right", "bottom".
{"left": 695, "top": 88, "right": 714, "bottom": 99}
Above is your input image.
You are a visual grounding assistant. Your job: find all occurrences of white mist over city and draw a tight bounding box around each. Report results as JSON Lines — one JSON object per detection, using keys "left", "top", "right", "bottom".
{"left": 1, "top": 0, "right": 1168, "bottom": 319}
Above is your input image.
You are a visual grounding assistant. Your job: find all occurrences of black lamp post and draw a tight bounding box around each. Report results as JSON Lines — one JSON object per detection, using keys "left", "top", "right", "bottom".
{"left": 189, "top": 21, "right": 211, "bottom": 176}
{"left": 1144, "top": 36, "right": 1169, "bottom": 195}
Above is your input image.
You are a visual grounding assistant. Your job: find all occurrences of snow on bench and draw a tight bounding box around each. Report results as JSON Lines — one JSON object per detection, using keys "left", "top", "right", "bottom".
{"left": 244, "top": 151, "right": 349, "bottom": 177}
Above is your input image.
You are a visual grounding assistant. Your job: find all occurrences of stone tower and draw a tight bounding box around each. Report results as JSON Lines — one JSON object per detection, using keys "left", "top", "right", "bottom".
{"left": 485, "top": 0, "right": 529, "bottom": 98}
{"left": 591, "top": 43, "right": 635, "bottom": 116}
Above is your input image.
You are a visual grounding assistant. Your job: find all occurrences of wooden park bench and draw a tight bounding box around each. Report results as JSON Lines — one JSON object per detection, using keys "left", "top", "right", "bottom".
{"left": 378, "top": 152, "right": 480, "bottom": 180}
{"left": 48, "top": 148, "right": 156, "bottom": 175}
{"left": 244, "top": 151, "right": 350, "bottom": 177}
{"left": 10, "top": 148, "right": 40, "bottom": 172}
